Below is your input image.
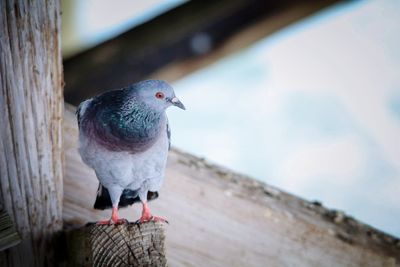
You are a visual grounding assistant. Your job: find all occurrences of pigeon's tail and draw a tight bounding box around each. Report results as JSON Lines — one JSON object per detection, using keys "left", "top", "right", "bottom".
{"left": 93, "top": 184, "right": 159, "bottom": 210}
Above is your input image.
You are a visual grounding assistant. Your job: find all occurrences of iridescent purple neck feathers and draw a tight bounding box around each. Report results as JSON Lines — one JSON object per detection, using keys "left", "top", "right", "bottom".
{"left": 79, "top": 88, "right": 166, "bottom": 153}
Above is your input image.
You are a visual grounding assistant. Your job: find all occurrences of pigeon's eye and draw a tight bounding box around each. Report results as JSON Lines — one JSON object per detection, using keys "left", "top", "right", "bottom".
{"left": 155, "top": 92, "right": 164, "bottom": 99}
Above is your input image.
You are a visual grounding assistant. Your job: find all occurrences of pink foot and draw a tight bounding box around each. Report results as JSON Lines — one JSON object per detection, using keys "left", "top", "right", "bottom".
{"left": 96, "top": 207, "right": 128, "bottom": 225}
{"left": 96, "top": 218, "right": 128, "bottom": 225}
{"left": 137, "top": 202, "right": 168, "bottom": 224}
{"left": 137, "top": 215, "right": 168, "bottom": 224}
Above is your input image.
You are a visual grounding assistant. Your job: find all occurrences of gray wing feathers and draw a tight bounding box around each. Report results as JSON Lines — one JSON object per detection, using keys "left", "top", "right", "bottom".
{"left": 166, "top": 117, "right": 171, "bottom": 150}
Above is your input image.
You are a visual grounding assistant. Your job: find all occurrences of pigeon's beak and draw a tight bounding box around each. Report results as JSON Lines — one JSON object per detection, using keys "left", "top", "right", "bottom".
{"left": 169, "top": 97, "right": 186, "bottom": 110}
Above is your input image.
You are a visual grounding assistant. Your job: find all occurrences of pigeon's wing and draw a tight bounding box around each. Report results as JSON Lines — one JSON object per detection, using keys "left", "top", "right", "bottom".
{"left": 76, "top": 98, "right": 92, "bottom": 127}
{"left": 166, "top": 117, "right": 171, "bottom": 150}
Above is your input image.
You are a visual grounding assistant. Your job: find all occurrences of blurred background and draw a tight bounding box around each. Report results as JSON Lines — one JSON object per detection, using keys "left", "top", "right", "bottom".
{"left": 61, "top": 0, "right": 400, "bottom": 237}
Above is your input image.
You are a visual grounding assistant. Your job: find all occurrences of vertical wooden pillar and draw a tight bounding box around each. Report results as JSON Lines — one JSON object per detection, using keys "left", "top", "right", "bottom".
{"left": 0, "top": 0, "right": 63, "bottom": 266}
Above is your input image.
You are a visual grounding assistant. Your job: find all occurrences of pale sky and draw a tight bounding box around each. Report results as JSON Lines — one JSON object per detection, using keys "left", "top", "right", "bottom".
{"left": 169, "top": 0, "right": 400, "bottom": 237}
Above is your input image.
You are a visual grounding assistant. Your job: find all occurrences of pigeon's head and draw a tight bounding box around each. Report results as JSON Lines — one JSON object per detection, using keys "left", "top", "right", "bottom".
{"left": 133, "top": 80, "right": 185, "bottom": 112}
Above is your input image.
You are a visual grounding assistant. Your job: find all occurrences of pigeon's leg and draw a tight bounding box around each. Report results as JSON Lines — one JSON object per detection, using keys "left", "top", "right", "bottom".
{"left": 96, "top": 206, "right": 127, "bottom": 225}
{"left": 97, "top": 186, "right": 127, "bottom": 225}
{"left": 137, "top": 201, "right": 168, "bottom": 224}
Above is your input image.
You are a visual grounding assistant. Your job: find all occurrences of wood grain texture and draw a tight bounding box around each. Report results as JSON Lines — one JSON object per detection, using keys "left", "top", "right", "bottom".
{"left": 0, "top": 208, "right": 21, "bottom": 251}
{"left": 63, "top": 104, "right": 400, "bottom": 267}
{"left": 66, "top": 222, "right": 166, "bottom": 267}
{"left": 0, "top": 0, "right": 63, "bottom": 266}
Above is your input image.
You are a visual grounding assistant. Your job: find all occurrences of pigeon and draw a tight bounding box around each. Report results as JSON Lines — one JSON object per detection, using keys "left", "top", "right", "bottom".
{"left": 76, "top": 80, "right": 185, "bottom": 224}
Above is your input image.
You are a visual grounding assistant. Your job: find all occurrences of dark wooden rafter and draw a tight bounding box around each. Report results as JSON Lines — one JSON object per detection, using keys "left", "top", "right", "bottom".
{"left": 64, "top": 0, "right": 340, "bottom": 104}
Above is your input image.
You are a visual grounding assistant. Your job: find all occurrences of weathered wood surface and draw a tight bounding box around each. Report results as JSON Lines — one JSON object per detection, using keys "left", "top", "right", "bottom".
{"left": 63, "top": 104, "right": 400, "bottom": 267}
{"left": 0, "top": 0, "right": 63, "bottom": 266}
{"left": 66, "top": 222, "right": 166, "bottom": 267}
{"left": 63, "top": 0, "right": 340, "bottom": 105}
{"left": 0, "top": 208, "right": 20, "bottom": 251}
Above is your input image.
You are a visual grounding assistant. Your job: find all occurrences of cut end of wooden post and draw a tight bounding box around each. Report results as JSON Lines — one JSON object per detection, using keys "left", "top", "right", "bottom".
{"left": 66, "top": 221, "right": 167, "bottom": 267}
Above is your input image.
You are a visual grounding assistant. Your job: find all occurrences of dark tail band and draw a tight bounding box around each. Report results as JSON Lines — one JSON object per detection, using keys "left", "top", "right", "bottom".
{"left": 93, "top": 184, "right": 159, "bottom": 210}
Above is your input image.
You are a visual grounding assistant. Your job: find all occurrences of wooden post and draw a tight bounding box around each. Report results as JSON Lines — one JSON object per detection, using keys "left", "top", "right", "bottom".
{"left": 0, "top": 0, "right": 63, "bottom": 266}
{"left": 66, "top": 222, "right": 167, "bottom": 267}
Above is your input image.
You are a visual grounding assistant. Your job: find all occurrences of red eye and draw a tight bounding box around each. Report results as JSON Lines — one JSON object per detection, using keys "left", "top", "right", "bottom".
{"left": 155, "top": 92, "right": 164, "bottom": 99}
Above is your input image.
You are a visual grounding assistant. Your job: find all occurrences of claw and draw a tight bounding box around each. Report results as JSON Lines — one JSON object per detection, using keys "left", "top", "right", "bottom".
{"left": 136, "top": 215, "right": 169, "bottom": 224}
{"left": 137, "top": 202, "right": 168, "bottom": 224}
{"left": 96, "top": 206, "right": 128, "bottom": 225}
{"left": 96, "top": 218, "right": 128, "bottom": 225}
{"left": 96, "top": 218, "right": 127, "bottom": 225}
{"left": 150, "top": 216, "right": 169, "bottom": 224}
{"left": 96, "top": 219, "right": 112, "bottom": 225}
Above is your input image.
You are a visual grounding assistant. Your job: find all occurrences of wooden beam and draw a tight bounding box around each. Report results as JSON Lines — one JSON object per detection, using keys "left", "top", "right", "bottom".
{"left": 0, "top": 1, "right": 63, "bottom": 266}
{"left": 151, "top": 1, "right": 344, "bottom": 82}
{"left": 63, "top": 104, "right": 400, "bottom": 266}
{"left": 63, "top": 0, "right": 341, "bottom": 105}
